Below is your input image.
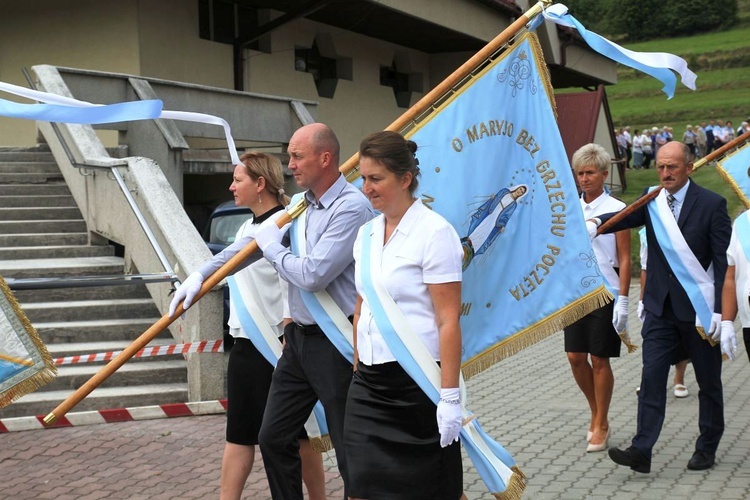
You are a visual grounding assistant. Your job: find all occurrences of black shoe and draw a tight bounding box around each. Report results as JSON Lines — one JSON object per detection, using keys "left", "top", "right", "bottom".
{"left": 608, "top": 446, "right": 651, "bottom": 473}
{"left": 687, "top": 451, "right": 715, "bottom": 470}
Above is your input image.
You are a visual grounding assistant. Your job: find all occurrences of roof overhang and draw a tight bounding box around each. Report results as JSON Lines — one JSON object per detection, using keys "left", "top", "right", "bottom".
{"left": 233, "top": 0, "right": 520, "bottom": 53}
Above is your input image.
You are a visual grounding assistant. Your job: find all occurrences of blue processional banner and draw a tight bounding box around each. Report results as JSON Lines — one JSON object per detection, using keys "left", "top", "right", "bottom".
{"left": 404, "top": 32, "right": 610, "bottom": 377}
{"left": 0, "top": 276, "right": 56, "bottom": 409}
{"left": 717, "top": 142, "right": 750, "bottom": 209}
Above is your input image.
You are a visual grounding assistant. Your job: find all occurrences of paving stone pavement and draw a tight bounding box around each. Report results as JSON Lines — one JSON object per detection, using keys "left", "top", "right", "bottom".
{"left": 2, "top": 284, "right": 750, "bottom": 499}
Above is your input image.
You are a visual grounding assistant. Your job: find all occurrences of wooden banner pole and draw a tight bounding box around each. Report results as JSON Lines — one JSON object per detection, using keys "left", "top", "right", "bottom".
{"left": 597, "top": 129, "right": 750, "bottom": 235}
{"left": 44, "top": 0, "right": 552, "bottom": 425}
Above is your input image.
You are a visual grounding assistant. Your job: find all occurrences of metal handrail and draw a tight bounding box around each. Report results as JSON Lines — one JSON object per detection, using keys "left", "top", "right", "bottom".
{"left": 21, "top": 67, "right": 178, "bottom": 285}
{"left": 6, "top": 273, "right": 177, "bottom": 291}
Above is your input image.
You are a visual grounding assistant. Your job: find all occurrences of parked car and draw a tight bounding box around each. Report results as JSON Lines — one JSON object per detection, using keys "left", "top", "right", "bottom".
{"left": 202, "top": 201, "right": 254, "bottom": 350}
{"left": 203, "top": 201, "right": 254, "bottom": 255}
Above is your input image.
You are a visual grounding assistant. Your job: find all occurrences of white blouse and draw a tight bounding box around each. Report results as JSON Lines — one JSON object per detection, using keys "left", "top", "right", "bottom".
{"left": 353, "top": 199, "right": 463, "bottom": 365}
{"left": 227, "top": 212, "right": 290, "bottom": 339}
{"left": 581, "top": 192, "right": 625, "bottom": 269}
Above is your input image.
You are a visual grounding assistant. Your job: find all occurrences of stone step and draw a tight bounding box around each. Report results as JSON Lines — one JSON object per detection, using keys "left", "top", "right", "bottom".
{"left": 0, "top": 195, "right": 76, "bottom": 207}
{"left": 0, "top": 256, "right": 125, "bottom": 279}
{"left": 0, "top": 184, "right": 70, "bottom": 196}
{"left": 0, "top": 172, "right": 64, "bottom": 184}
{"left": 0, "top": 244, "right": 113, "bottom": 260}
{"left": 0, "top": 162, "right": 60, "bottom": 173}
{"left": 0, "top": 207, "right": 82, "bottom": 221}
{"left": 0, "top": 383, "right": 189, "bottom": 419}
{"left": 42, "top": 360, "right": 187, "bottom": 392}
{"left": 13, "top": 281, "right": 150, "bottom": 303}
{"left": 0, "top": 149, "right": 55, "bottom": 163}
{"left": 0, "top": 219, "right": 87, "bottom": 234}
{"left": 35, "top": 317, "right": 166, "bottom": 344}
{"left": 0, "top": 232, "right": 88, "bottom": 247}
{"left": 22, "top": 298, "right": 159, "bottom": 323}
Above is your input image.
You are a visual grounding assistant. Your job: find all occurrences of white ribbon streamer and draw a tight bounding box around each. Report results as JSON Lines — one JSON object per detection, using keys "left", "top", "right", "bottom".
{"left": 1, "top": 81, "right": 240, "bottom": 164}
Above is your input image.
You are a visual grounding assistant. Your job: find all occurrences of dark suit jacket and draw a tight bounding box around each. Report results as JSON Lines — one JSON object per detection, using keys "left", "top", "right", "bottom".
{"left": 599, "top": 181, "right": 731, "bottom": 322}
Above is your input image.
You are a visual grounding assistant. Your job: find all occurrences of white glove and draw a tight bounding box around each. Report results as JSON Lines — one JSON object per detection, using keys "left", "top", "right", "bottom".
{"left": 612, "top": 295, "right": 629, "bottom": 333}
{"left": 585, "top": 220, "right": 598, "bottom": 241}
{"left": 436, "top": 387, "right": 462, "bottom": 448}
{"left": 255, "top": 220, "right": 291, "bottom": 251}
{"left": 708, "top": 312, "right": 722, "bottom": 341}
{"left": 168, "top": 271, "right": 203, "bottom": 318}
{"left": 637, "top": 300, "right": 645, "bottom": 323}
{"left": 720, "top": 320, "right": 737, "bottom": 361}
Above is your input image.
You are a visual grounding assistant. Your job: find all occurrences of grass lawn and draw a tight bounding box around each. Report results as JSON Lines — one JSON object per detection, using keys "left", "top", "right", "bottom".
{"left": 605, "top": 0, "right": 750, "bottom": 130}
{"left": 623, "top": 26, "right": 750, "bottom": 55}
{"left": 616, "top": 163, "right": 747, "bottom": 274}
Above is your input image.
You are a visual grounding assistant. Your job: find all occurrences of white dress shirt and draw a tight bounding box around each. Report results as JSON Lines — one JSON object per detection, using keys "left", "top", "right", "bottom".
{"left": 666, "top": 179, "right": 690, "bottom": 221}
{"left": 353, "top": 199, "right": 463, "bottom": 365}
{"left": 581, "top": 192, "right": 625, "bottom": 269}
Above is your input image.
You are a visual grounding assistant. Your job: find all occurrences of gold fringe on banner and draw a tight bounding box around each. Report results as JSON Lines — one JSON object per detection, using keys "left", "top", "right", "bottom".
{"left": 0, "top": 275, "right": 57, "bottom": 409}
{"left": 462, "top": 286, "right": 612, "bottom": 379}
{"left": 528, "top": 32, "right": 557, "bottom": 121}
{"left": 309, "top": 434, "right": 334, "bottom": 453}
{"left": 715, "top": 164, "right": 750, "bottom": 209}
{"left": 695, "top": 326, "right": 718, "bottom": 347}
{"left": 492, "top": 468, "right": 527, "bottom": 500}
{"left": 618, "top": 331, "right": 638, "bottom": 354}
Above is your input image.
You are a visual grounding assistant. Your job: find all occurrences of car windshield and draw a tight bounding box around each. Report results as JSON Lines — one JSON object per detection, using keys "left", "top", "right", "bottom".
{"left": 209, "top": 213, "right": 253, "bottom": 245}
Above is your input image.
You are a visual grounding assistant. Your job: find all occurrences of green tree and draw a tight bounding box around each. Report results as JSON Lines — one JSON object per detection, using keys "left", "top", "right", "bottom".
{"left": 563, "top": 0, "right": 615, "bottom": 34}
{"left": 615, "top": 0, "right": 737, "bottom": 40}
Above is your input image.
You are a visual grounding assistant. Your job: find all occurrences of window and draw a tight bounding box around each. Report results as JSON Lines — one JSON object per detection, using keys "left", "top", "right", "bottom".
{"left": 294, "top": 37, "right": 352, "bottom": 99}
{"left": 380, "top": 60, "right": 422, "bottom": 109}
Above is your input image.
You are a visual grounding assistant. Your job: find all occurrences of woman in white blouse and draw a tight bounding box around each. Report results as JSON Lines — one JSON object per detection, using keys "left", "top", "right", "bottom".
{"left": 344, "top": 131, "right": 464, "bottom": 499}
{"left": 175, "top": 152, "right": 326, "bottom": 500}
{"left": 566, "top": 144, "right": 631, "bottom": 453}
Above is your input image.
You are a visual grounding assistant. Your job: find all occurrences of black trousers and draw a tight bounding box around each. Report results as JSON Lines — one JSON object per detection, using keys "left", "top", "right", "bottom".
{"left": 258, "top": 323, "right": 353, "bottom": 499}
{"left": 632, "top": 300, "right": 724, "bottom": 460}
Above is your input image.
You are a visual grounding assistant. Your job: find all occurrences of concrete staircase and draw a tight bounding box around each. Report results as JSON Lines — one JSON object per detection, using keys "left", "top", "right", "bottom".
{"left": 0, "top": 146, "right": 188, "bottom": 418}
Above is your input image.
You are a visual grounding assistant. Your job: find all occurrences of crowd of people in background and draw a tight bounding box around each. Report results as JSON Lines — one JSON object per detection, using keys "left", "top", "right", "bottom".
{"left": 616, "top": 119, "right": 750, "bottom": 169}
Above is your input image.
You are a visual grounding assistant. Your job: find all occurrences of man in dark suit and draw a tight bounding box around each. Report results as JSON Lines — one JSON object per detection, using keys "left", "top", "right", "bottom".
{"left": 588, "top": 141, "right": 731, "bottom": 473}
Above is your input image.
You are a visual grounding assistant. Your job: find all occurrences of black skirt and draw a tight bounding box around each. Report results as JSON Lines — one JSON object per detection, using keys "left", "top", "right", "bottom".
{"left": 344, "top": 361, "right": 462, "bottom": 500}
{"left": 564, "top": 301, "right": 622, "bottom": 358}
{"left": 225, "top": 338, "right": 274, "bottom": 445}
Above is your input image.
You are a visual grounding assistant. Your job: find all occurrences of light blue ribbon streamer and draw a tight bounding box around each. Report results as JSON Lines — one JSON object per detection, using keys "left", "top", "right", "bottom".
{"left": 0, "top": 97, "right": 163, "bottom": 124}
{"left": 288, "top": 194, "right": 354, "bottom": 362}
{"left": 735, "top": 213, "right": 750, "bottom": 264}
{"left": 360, "top": 222, "right": 516, "bottom": 494}
{"left": 646, "top": 189, "right": 713, "bottom": 328}
{"left": 531, "top": 5, "right": 694, "bottom": 99}
{"left": 226, "top": 275, "right": 328, "bottom": 437}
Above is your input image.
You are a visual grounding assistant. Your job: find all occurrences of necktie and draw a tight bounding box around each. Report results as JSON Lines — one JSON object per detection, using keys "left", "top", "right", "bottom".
{"left": 667, "top": 194, "right": 677, "bottom": 219}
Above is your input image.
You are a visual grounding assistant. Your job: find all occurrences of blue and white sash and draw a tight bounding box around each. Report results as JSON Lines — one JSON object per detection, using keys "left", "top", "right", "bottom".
{"left": 226, "top": 219, "right": 330, "bottom": 452}
{"left": 357, "top": 219, "right": 524, "bottom": 499}
{"left": 589, "top": 208, "right": 637, "bottom": 352}
{"left": 647, "top": 188, "right": 716, "bottom": 342}
{"left": 288, "top": 193, "right": 355, "bottom": 362}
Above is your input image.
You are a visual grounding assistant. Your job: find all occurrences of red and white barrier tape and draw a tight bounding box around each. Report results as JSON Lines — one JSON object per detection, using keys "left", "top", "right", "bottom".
{"left": 53, "top": 340, "right": 224, "bottom": 366}
{"left": 0, "top": 399, "right": 229, "bottom": 433}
